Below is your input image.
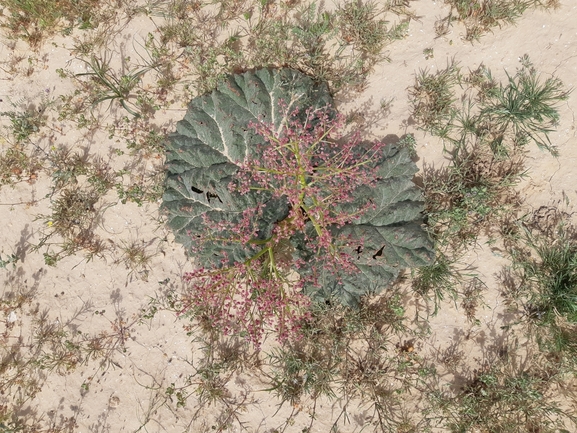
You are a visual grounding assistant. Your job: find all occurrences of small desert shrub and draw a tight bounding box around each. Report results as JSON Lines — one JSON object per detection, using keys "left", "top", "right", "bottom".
{"left": 423, "top": 143, "right": 525, "bottom": 247}
{"left": 0, "top": 106, "right": 45, "bottom": 143}
{"left": 506, "top": 218, "right": 577, "bottom": 357}
{"left": 76, "top": 56, "right": 151, "bottom": 117}
{"left": 411, "top": 58, "right": 568, "bottom": 248}
{"left": 34, "top": 187, "right": 105, "bottom": 265}
{"left": 428, "top": 357, "right": 577, "bottom": 433}
{"left": 410, "top": 57, "right": 569, "bottom": 156}
{"left": 409, "top": 60, "right": 461, "bottom": 138}
{"left": 435, "top": 0, "right": 560, "bottom": 42}
{"left": 0, "top": 144, "right": 41, "bottom": 187}
{"left": 0, "top": 0, "right": 103, "bottom": 47}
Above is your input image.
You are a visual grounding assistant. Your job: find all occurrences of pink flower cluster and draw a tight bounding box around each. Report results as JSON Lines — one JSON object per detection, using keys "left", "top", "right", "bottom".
{"left": 182, "top": 104, "right": 387, "bottom": 346}
{"left": 182, "top": 261, "right": 312, "bottom": 347}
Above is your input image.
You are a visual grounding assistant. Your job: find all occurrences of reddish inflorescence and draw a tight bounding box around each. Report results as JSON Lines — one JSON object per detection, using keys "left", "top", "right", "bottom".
{"left": 182, "top": 104, "right": 387, "bottom": 346}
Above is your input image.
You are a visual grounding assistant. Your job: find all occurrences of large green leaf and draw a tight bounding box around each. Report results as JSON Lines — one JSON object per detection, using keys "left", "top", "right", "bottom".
{"left": 162, "top": 68, "right": 333, "bottom": 267}
{"left": 313, "top": 220, "right": 434, "bottom": 307}
{"left": 335, "top": 145, "right": 424, "bottom": 226}
{"left": 163, "top": 68, "right": 434, "bottom": 306}
{"left": 303, "top": 145, "right": 434, "bottom": 306}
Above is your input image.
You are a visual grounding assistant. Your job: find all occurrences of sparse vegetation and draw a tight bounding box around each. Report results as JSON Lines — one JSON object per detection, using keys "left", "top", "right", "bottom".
{"left": 76, "top": 55, "right": 151, "bottom": 117}
{"left": 428, "top": 354, "right": 577, "bottom": 432}
{"left": 0, "top": 0, "right": 103, "bottom": 47}
{"left": 410, "top": 56, "right": 567, "bottom": 249}
{"left": 436, "top": 0, "right": 560, "bottom": 42}
{"left": 504, "top": 214, "right": 577, "bottom": 360}
{"left": 0, "top": 0, "right": 574, "bottom": 432}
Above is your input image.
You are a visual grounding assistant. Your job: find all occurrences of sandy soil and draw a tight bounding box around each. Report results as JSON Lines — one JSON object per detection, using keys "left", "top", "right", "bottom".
{"left": 1, "top": 1, "right": 577, "bottom": 432}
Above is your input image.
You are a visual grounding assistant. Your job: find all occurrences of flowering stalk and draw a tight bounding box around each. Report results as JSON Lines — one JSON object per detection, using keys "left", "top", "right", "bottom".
{"left": 182, "top": 104, "right": 387, "bottom": 345}
{"left": 182, "top": 261, "right": 312, "bottom": 347}
{"left": 236, "top": 105, "right": 384, "bottom": 259}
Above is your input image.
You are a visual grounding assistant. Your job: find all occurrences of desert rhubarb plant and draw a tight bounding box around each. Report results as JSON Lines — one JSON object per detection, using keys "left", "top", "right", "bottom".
{"left": 163, "top": 68, "right": 434, "bottom": 343}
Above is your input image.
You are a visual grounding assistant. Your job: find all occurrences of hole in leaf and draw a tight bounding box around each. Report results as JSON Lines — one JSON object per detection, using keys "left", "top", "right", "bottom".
{"left": 372, "top": 245, "right": 384, "bottom": 260}
{"left": 206, "top": 192, "right": 222, "bottom": 203}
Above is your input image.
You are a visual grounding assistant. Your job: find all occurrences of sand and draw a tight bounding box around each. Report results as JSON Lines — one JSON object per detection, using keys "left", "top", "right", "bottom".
{"left": 1, "top": 1, "right": 576, "bottom": 431}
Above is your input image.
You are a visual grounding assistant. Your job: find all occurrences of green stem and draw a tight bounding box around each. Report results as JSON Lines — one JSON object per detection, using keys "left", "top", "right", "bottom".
{"left": 246, "top": 244, "right": 272, "bottom": 262}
